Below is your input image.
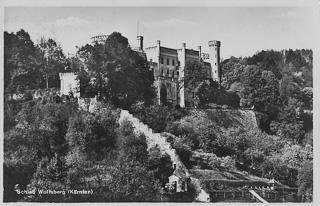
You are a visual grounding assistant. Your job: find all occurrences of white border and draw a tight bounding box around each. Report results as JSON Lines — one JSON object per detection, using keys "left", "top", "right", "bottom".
{"left": 1, "top": 0, "right": 319, "bottom": 206}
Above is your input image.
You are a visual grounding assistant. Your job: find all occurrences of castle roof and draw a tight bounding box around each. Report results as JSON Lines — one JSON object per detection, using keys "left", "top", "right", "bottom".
{"left": 160, "top": 47, "right": 178, "bottom": 55}
{"left": 185, "top": 49, "right": 199, "bottom": 56}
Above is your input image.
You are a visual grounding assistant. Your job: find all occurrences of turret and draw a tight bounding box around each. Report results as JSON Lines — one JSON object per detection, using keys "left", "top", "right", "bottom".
{"left": 198, "top": 46, "right": 202, "bottom": 62}
{"left": 137, "top": 36, "right": 144, "bottom": 51}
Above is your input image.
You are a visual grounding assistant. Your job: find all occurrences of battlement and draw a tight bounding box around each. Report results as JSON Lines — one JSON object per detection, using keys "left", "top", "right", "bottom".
{"left": 145, "top": 46, "right": 158, "bottom": 50}
{"left": 208, "top": 40, "right": 221, "bottom": 47}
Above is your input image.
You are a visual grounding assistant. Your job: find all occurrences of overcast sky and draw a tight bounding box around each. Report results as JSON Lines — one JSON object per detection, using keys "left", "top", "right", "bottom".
{"left": 4, "top": 3, "right": 317, "bottom": 59}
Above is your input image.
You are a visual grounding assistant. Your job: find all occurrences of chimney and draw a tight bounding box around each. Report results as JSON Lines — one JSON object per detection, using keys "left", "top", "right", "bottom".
{"left": 182, "top": 43, "right": 186, "bottom": 48}
{"left": 157, "top": 40, "right": 161, "bottom": 46}
{"left": 137, "top": 36, "right": 143, "bottom": 51}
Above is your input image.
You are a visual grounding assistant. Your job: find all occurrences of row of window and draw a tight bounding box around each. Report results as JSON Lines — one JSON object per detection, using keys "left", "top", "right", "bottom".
{"left": 159, "top": 69, "right": 179, "bottom": 77}
{"left": 161, "top": 57, "right": 180, "bottom": 66}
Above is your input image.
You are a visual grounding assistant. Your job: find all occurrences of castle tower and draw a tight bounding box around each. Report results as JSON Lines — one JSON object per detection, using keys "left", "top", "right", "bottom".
{"left": 137, "top": 36, "right": 144, "bottom": 51}
{"left": 198, "top": 46, "right": 202, "bottom": 62}
{"left": 208, "top": 40, "right": 221, "bottom": 84}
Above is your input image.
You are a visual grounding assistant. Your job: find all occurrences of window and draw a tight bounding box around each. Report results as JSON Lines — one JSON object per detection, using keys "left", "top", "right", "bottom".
{"left": 172, "top": 59, "right": 175, "bottom": 66}
{"left": 161, "top": 58, "right": 164, "bottom": 64}
{"left": 215, "top": 63, "right": 217, "bottom": 65}
{"left": 178, "top": 61, "right": 180, "bottom": 66}
{"left": 167, "top": 59, "right": 169, "bottom": 65}
{"left": 181, "top": 181, "right": 185, "bottom": 191}
{"left": 215, "top": 70, "right": 217, "bottom": 73}
{"left": 167, "top": 70, "right": 169, "bottom": 76}
{"left": 177, "top": 71, "right": 179, "bottom": 76}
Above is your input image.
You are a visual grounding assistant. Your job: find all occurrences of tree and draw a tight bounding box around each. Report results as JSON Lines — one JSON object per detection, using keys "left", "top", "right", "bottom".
{"left": 77, "top": 32, "right": 156, "bottom": 108}
{"left": 4, "top": 100, "right": 78, "bottom": 181}
{"left": 184, "top": 59, "right": 208, "bottom": 106}
{"left": 105, "top": 119, "right": 161, "bottom": 202}
{"left": 4, "top": 30, "right": 42, "bottom": 95}
{"left": 147, "top": 146, "right": 174, "bottom": 187}
{"left": 26, "top": 155, "right": 67, "bottom": 202}
{"left": 66, "top": 104, "right": 119, "bottom": 159}
{"left": 239, "top": 65, "right": 280, "bottom": 117}
{"left": 107, "top": 160, "right": 161, "bottom": 202}
{"left": 37, "top": 38, "right": 66, "bottom": 88}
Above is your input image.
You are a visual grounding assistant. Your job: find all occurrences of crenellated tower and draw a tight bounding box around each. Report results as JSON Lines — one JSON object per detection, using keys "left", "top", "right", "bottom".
{"left": 208, "top": 40, "right": 221, "bottom": 84}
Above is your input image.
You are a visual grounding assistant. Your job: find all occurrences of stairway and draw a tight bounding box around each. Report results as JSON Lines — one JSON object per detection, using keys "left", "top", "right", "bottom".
{"left": 118, "top": 110, "right": 211, "bottom": 201}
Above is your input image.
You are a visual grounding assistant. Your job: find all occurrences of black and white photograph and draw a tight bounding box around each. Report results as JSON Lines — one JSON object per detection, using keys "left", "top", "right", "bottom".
{"left": 2, "top": 0, "right": 318, "bottom": 204}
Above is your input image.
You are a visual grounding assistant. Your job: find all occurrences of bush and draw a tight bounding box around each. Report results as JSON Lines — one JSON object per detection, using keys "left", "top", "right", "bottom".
{"left": 220, "top": 156, "right": 236, "bottom": 171}
{"left": 130, "top": 102, "right": 186, "bottom": 133}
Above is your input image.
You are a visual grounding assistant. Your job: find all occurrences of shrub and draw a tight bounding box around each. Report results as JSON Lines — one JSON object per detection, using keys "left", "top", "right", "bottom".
{"left": 220, "top": 156, "right": 236, "bottom": 171}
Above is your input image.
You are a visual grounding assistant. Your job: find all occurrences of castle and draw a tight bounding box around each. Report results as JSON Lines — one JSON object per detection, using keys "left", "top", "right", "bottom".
{"left": 60, "top": 35, "right": 221, "bottom": 108}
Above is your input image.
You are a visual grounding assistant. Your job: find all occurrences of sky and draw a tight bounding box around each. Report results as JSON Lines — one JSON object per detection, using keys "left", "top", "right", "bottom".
{"left": 3, "top": 3, "right": 317, "bottom": 59}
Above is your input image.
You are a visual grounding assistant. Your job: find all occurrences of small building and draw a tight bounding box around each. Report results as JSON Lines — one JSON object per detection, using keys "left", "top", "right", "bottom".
{"left": 168, "top": 170, "right": 188, "bottom": 193}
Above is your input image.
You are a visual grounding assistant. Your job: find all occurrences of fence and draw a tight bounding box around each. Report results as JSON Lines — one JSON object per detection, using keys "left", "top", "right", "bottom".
{"left": 209, "top": 190, "right": 296, "bottom": 203}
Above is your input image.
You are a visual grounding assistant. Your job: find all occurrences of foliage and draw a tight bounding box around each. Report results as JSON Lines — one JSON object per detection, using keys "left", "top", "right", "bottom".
{"left": 165, "top": 135, "right": 192, "bottom": 169}
{"left": 184, "top": 59, "right": 240, "bottom": 108}
{"left": 4, "top": 30, "right": 66, "bottom": 95}
{"left": 4, "top": 101, "right": 78, "bottom": 181}
{"left": 66, "top": 105, "right": 119, "bottom": 159}
{"left": 219, "top": 156, "right": 236, "bottom": 172}
{"left": 26, "top": 155, "right": 67, "bottom": 202}
{"left": 297, "top": 161, "right": 313, "bottom": 202}
{"left": 104, "top": 120, "right": 161, "bottom": 201}
{"left": 37, "top": 38, "right": 66, "bottom": 88}
{"left": 76, "top": 32, "right": 156, "bottom": 108}
{"left": 130, "top": 101, "right": 186, "bottom": 133}
{"left": 106, "top": 160, "right": 161, "bottom": 202}
{"left": 147, "top": 145, "right": 174, "bottom": 187}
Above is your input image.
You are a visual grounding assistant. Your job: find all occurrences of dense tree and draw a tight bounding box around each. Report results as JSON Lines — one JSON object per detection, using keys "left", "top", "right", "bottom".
{"left": 247, "top": 50, "right": 283, "bottom": 79}
{"left": 4, "top": 100, "right": 78, "bottom": 181}
{"left": 106, "top": 160, "right": 161, "bottom": 202}
{"left": 184, "top": 59, "right": 209, "bottom": 106}
{"left": 66, "top": 103, "right": 119, "bottom": 159}
{"left": 105, "top": 119, "right": 161, "bottom": 201}
{"left": 4, "top": 30, "right": 41, "bottom": 95}
{"left": 147, "top": 146, "right": 174, "bottom": 187}
{"left": 77, "top": 32, "right": 156, "bottom": 108}
{"left": 130, "top": 101, "right": 186, "bottom": 133}
{"left": 37, "top": 38, "right": 66, "bottom": 88}
{"left": 239, "top": 65, "right": 280, "bottom": 118}
{"left": 26, "top": 155, "right": 67, "bottom": 202}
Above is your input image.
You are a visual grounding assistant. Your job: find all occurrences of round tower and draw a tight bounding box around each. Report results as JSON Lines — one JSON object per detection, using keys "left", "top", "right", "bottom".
{"left": 208, "top": 40, "right": 221, "bottom": 84}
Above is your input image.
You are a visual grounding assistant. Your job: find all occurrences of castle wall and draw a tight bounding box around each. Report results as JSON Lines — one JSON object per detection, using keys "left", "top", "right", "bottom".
{"left": 145, "top": 39, "right": 220, "bottom": 108}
